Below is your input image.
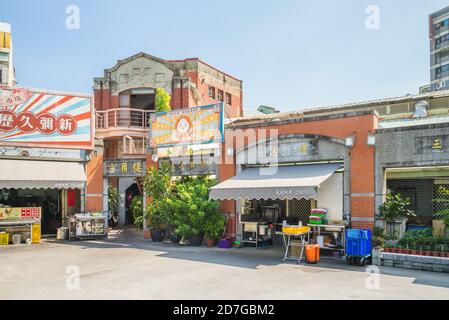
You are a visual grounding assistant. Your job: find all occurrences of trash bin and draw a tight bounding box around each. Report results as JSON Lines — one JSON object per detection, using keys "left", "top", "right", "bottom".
{"left": 12, "top": 234, "right": 22, "bottom": 245}
{"left": 306, "top": 244, "right": 320, "bottom": 263}
{"left": 56, "top": 227, "right": 69, "bottom": 240}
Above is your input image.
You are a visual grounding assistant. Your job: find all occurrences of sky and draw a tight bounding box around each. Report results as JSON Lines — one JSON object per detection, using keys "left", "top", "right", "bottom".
{"left": 1, "top": 0, "right": 449, "bottom": 112}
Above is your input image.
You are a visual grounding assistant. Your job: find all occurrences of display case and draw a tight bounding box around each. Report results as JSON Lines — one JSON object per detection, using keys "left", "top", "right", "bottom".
{"left": 69, "top": 213, "right": 107, "bottom": 240}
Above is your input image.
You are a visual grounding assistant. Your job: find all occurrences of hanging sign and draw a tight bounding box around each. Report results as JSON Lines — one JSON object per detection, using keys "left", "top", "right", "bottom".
{"left": 150, "top": 103, "right": 224, "bottom": 148}
{"left": 0, "top": 86, "right": 93, "bottom": 150}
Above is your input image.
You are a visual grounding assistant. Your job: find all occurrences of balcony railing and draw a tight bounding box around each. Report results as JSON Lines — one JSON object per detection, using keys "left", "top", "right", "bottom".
{"left": 96, "top": 108, "right": 153, "bottom": 130}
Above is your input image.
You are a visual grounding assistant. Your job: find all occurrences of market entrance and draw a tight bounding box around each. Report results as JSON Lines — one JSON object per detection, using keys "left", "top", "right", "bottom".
{"left": 125, "top": 183, "right": 141, "bottom": 225}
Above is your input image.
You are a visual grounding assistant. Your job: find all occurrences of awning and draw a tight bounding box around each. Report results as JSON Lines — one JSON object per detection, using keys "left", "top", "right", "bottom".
{"left": 210, "top": 163, "right": 342, "bottom": 200}
{"left": 0, "top": 159, "right": 86, "bottom": 189}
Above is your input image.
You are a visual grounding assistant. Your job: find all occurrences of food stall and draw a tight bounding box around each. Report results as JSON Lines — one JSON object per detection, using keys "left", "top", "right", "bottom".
{"left": 0, "top": 207, "right": 41, "bottom": 245}
{"left": 68, "top": 213, "right": 107, "bottom": 240}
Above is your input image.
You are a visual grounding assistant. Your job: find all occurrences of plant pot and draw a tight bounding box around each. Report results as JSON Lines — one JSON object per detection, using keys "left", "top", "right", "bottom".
{"left": 384, "top": 247, "right": 391, "bottom": 253}
{"left": 431, "top": 251, "right": 440, "bottom": 257}
{"left": 402, "top": 249, "right": 411, "bottom": 255}
{"left": 424, "top": 251, "right": 432, "bottom": 256}
{"left": 189, "top": 233, "right": 204, "bottom": 246}
{"left": 410, "top": 250, "right": 417, "bottom": 255}
{"left": 143, "top": 229, "right": 151, "bottom": 239}
{"left": 218, "top": 238, "right": 232, "bottom": 249}
{"left": 150, "top": 229, "right": 166, "bottom": 242}
{"left": 205, "top": 238, "right": 217, "bottom": 248}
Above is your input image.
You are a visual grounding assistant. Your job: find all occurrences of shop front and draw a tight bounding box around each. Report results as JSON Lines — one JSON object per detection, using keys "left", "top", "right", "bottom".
{"left": 211, "top": 133, "right": 350, "bottom": 253}
{"left": 0, "top": 86, "right": 94, "bottom": 243}
{"left": 375, "top": 120, "right": 449, "bottom": 232}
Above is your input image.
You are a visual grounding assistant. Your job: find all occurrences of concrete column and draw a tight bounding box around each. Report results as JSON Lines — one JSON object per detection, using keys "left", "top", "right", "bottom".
{"left": 103, "top": 177, "right": 109, "bottom": 229}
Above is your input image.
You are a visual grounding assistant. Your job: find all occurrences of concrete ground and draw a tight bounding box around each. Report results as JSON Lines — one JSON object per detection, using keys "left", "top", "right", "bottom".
{"left": 1, "top": 228, "right": 449, "bottom": 300}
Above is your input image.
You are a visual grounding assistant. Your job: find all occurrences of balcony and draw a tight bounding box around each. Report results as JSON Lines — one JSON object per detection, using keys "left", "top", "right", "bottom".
{"left": 95, "top": 108, "right": 153, "bottom": 139}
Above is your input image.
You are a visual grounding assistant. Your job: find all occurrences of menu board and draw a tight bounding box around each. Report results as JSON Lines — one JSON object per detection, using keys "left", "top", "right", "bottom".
{"left": 0, "top": 207, "right": 41, "bottom": 220}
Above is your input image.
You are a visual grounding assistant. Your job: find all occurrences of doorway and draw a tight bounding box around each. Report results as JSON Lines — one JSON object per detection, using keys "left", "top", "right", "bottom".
{"left": 125, "top": 183, "right": 142, "bottom": 225}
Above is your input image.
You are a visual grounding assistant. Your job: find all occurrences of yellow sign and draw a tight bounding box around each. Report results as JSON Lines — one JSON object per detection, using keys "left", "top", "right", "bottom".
{"left": 432, "top": 138, "right": 443, "bottom": 150}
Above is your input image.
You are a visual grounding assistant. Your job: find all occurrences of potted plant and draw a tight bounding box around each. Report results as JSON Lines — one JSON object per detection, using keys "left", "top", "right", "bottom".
{"left": 108, "top": 184, "right": 119, "bottom": 228}
{"left": 204, "top": 211, "right": 225, "bottom": 248}
{"left": 172, "top": 177, "right": 219, "bottom": 246}
{"left": 379, "top": 193, "right": 415, "bottom": 240}
{"left": 143, "top": 161, "right": 172, "bottom": 242}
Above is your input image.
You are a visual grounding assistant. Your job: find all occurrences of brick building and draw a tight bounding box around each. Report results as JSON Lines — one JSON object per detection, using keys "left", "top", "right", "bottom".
{"left": 87, "top": 52, "right": 243, "bottom": 225}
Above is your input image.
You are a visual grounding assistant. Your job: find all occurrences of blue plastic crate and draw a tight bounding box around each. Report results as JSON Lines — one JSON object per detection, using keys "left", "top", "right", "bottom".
{"left": 346, "top": 229, "right": 372, "bottom": 257}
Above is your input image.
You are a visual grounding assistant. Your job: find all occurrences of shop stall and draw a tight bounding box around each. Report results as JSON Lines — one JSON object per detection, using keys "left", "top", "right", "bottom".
{"left": 68, "top": 213, "right": 107, "bottom": 240}
{"left": 0, "top": 206, "right": 41, "bottom": 244}
{"left": 210, "top": 162, "right": 348, "bottom": 255}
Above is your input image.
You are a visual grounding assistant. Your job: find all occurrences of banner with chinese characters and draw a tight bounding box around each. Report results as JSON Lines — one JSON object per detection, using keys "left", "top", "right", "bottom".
{"left": 150, "top": 103, "right": 224, "bottom": 148}
{"left": 0, "top": 86, "right": 93, "bottom": 149}
{"left": 0, "top": 207, "right": 41, "bottom": 220}
{"left": 104, "top": 159, "right": 146, "bottom": 177}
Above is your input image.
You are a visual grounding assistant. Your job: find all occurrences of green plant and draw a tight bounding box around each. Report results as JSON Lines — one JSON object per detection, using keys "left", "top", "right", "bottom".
{"left": 373, "top": 226, "right": 384, "bottom": 238}
{"left": 379, "top": 193, "right": 415, "bottom": 237}
{"left": 155, "top": 88, "right": 171, "bottom": 112}
{"left": 172, "top": 176, "right": 220, "bottom": 238}
{"left": 204, "top": 211, "right": 225, "bottom": 240}
{"left": 130, "top": 195, "right": 144, "bottom": 228}
{"left": 108, "top": 184, "right": 119, "bottom": 217}
{"left": 433, "top": 186, "right": 449, "bottom": 231}
{"left": 143, "top": 161, "right": 172, "bottom": 229}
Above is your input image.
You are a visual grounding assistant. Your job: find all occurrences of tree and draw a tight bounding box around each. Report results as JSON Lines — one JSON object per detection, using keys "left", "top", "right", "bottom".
{"left": 172, "top": 177, "right": 221, "bottom": 238}
{"left": 155, "top": 88, "right": 171, "bottom": 112}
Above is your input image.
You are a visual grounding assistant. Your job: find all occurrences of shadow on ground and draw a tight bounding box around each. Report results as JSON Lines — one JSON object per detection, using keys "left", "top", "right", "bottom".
{"left": 44, "top": 227, "right": 449, "bottom": 289}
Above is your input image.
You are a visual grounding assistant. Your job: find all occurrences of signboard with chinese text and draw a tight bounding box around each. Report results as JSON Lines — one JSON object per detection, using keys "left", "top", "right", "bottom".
{"left": 415, "top": 135, "right": 449, "bottom": 154}
{"left": 150, "top": 103, "right": 224, "bottom": 148}
{"left": 104, "top": 159, "right": 146, "bottom": 177}
{"left": 0, "top": 86, "right": 93, "bottom": 150}
{"left": 0, "top": 207, "right": 41, "bottom": 220}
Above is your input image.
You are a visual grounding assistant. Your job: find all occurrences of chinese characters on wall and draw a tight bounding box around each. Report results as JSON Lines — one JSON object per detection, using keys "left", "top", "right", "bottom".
{"left": 104, "top": 160, "right": 146, "bottom": 177}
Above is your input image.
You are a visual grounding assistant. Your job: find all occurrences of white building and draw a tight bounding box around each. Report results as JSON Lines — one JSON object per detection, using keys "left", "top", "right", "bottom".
{"left": 0, "top": 22, "right": 15, "bottom": 86}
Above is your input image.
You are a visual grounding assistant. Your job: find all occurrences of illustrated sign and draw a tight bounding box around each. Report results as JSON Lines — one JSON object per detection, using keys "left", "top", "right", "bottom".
{"left": 104, "top": 159, "right": 146, "bottom": 177}
{"left": 150, "top": 103, "right": 224, "bottom": 148}
{"left": 0, "top": 207, "right": 41, "bottom": 220}
{"left": 415, "top": 135, "right": 449, "bottom": 154}
{"left": 0, "top": 86, "right": 93, "bottom": 149}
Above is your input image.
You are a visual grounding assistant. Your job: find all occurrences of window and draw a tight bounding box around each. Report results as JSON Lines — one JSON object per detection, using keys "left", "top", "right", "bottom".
{"left": 436, "top": 64, "right": 449, "bottom": 74}
{"left": 225, "top": 93, "right": 232, "bottom": 105}
{"left": 217, "top": 89, "right": 223, "bottom": 102}
{"left": 208, "top": 86, "right": 215, "bottom": 99}
{"left": 133, "top": 68, "right": 140, "bottom": 76}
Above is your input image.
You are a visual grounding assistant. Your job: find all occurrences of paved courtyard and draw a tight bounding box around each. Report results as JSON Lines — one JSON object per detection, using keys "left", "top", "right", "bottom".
{"left": 1, "top": 228, "right": 449, "bottom": 300}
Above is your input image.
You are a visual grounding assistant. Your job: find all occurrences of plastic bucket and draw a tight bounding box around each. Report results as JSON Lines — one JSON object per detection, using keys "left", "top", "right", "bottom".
{"left": 56, "top": 227, "right": 68, "bottom": 240}
{"left": 12, "top": 234, "right": 22, "bottom": 245}
{"left": 306, "top": 244, "right": 320, "bottom": 263}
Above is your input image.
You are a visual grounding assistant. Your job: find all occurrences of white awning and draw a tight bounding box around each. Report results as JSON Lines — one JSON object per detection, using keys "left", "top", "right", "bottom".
{"left": 0, "top": 159, "right": 86, "bottom": 189}
{"left": 209, "top": 163, "right": 342, "bottom": 200}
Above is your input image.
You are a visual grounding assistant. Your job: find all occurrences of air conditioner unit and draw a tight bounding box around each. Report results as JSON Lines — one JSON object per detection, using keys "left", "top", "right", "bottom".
{"left": 436, "top": 81, "right": 446, "bottom": 90}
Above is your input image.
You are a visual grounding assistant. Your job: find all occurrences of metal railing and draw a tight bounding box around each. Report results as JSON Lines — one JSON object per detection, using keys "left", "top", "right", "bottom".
{"left": 95, "top": 108, "right": 153, "bottom": 130}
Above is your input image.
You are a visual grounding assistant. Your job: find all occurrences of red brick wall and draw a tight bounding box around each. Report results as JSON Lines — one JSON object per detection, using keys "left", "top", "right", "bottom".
{"left": 218, "top": 113, "right": 378, "bottom": 230}
{"left": 86, "top": 154, "right": 104, "bottom": 212}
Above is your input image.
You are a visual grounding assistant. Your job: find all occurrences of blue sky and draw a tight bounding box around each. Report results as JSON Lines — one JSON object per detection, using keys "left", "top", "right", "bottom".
{"left": 1, "top": 0, "right": 449, "bottom": 111}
